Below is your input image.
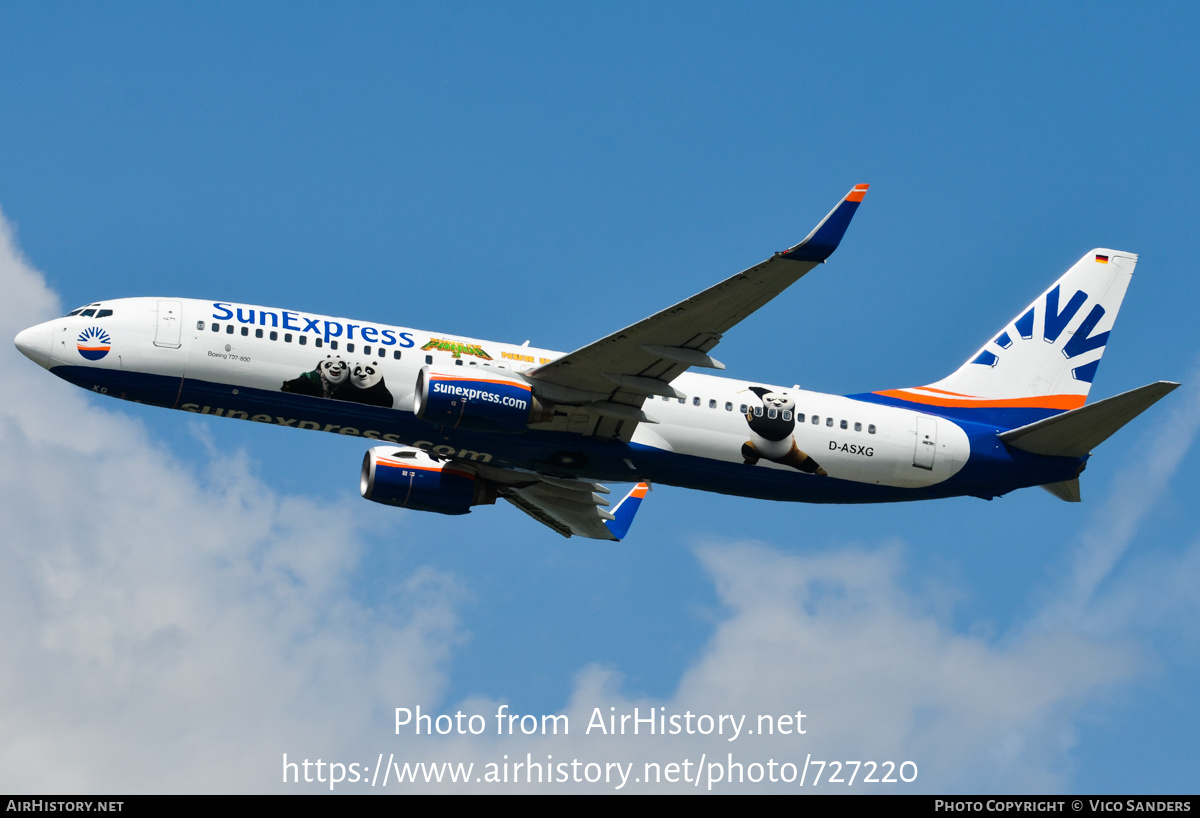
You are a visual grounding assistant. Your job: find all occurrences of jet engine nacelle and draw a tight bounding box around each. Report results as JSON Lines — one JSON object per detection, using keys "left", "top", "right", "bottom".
{"left": 414, "top": 366, "right": 554, "bottom": 430}
{"left": 360, "top": 446, "right": 496, "bottom": 515}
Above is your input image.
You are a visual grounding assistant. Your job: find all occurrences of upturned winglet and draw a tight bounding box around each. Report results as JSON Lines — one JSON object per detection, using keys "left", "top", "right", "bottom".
{"left": 603, "top": 482, "right": 650, "bottom": 541}
{"left": 781, "top": 184, "right": 870, "bottom": 262}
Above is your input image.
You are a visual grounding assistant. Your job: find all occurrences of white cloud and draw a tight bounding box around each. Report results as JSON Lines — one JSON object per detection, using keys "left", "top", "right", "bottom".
{"left": 1038, "top": 369, "right": 1200, "bottom": 634}
{"left": 388, "top": 541, "right": 1135, "bottom": 793}
{"left": 388, "top": 383, "right": 1200, "bottom": 794}
{"left": 2, "top": 206, "right": 1196, "bottom": 794}
{"left": 0, "top": 210, "right": 463, "bottom": 793}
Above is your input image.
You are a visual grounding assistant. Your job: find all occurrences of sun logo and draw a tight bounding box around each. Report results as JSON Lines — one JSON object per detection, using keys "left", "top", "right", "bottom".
{"left": 77, "top": 326, "right": 112, "bottom": 361}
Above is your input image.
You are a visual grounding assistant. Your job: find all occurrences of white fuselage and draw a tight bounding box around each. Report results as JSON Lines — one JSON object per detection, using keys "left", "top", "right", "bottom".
{"left": 20, "top": 296, "right": 975, "bottom": 498}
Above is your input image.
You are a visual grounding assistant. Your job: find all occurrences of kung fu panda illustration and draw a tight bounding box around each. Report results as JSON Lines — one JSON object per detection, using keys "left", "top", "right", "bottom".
{"left": 340, "top": 360, "right": 394, "bottom": 408}
{"left": 741, "top": 386, "right": 826, "bottom": 475}
{"left": 281, "top": 355, "right": 351, "bottom": 399}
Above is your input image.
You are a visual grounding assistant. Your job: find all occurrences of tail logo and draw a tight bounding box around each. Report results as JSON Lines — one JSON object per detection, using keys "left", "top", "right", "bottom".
{"left": 972, "top": 285, "right": 1109, "bottom": 383}
{"left": 76, "top": 326, "right": 112, "bottom": 361}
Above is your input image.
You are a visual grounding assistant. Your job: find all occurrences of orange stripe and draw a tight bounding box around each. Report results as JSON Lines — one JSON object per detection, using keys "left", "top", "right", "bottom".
{"left": 377, "top": 460, "right": 476, "bottom": 479}
{"left": 846, "top": 183, "right": 869, "bottom": 202}
{"left": 873, "top": 389, "right": 1085, "bottom": 411}
{"left": 377, "top": 460, "right": 441, "bottom": 472}
{"left": 433, "top": 375, "right": 531, "bottom": 391}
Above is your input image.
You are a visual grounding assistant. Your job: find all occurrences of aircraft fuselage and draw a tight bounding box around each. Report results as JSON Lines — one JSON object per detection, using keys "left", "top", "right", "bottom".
{"left": 16, "top": 296, "right": 1080, "bottom": 505}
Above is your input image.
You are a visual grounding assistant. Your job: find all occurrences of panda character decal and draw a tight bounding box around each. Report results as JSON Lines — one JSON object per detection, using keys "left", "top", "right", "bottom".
{"left": 740, "top": 386, "right": 826, "bottom": 475}
{"left": 340, "top": 360, "right": 394, "bottom": 408}
{"left": 281, "top": 355, "right": 350, "bottom": 399}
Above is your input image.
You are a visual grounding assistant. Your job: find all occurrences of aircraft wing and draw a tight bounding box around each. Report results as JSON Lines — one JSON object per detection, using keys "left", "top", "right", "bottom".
{"left": 498, "top": 478, "right": 649, "bottom": 541}
{"left": 528, "top": 184, "right": 868, "bottom": 440}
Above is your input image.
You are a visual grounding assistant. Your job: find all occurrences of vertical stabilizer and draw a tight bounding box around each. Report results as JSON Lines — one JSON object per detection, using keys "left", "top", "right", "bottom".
{"left": 869, "top": 250, "right": 1136, "bottom": 427}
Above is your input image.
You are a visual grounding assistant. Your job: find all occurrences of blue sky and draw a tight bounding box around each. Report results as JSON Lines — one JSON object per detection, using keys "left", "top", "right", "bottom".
{"left": 1, "top": 3, "right": 1198, "bottom": 793}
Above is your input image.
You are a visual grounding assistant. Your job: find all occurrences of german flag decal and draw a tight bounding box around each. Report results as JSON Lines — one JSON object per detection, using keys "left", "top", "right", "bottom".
{"left": 1095, "top": 254, "right": 1109, "bottom": 263}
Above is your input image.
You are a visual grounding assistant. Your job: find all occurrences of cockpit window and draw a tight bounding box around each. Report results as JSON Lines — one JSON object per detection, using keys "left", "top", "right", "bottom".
{"left": 80, "top": 309, "right": 97, "bottom": 317}
{"left": 66, "top": 303, "right": 100, "bottom": 317}
{"left": 95, "top": 309, "right": 113, "bottom": 318}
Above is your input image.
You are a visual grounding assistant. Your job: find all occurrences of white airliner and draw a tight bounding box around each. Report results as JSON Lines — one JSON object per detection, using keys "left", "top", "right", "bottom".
{"left": 14, "top": 186, "right": 1178, "bottom": 540}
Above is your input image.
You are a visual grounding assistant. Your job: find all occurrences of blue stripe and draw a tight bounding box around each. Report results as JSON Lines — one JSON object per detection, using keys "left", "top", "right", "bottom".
{"left": 782, "top": 199, "right": 862, "bottom": 262}
{"left": 603, "top": 487, "right": 646, "bottom": 540}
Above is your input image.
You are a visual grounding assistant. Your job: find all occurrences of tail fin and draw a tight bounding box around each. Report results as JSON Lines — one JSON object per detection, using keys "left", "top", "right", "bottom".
{"left": 871, "top": 250, "right": 1137, "bottom": 427}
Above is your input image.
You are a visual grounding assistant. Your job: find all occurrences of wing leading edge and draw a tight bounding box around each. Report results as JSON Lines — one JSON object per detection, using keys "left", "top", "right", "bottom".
{"left": 528, "top": 185, "right": 869, "bottom": 441}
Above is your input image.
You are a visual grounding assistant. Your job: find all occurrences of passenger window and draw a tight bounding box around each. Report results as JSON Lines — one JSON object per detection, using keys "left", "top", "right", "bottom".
{"left": 469, "top": 360, "right": 477, "bottom": 365}
{"left": 347, "top": 343, "right": 355, "bottom": 353}
{"left": 393, "top": 350, "right": 401, "bottom": 360}
{"left": 255, "top": 328, "right": 263, "bottom": 339}
{"left": 725, "top": 402, "right": 733, "bottom": 411}
{"left": 226, "top": 325, "right": 234, "bottom": 334}
{"left": 812, "top": 415, "right": 820, "bottom": 425}
{"left": 840, "top": 419, "right": 848, "bottom": 430}
{"left": 240, "top": 326, "right": 248, "bottom": 336}
{"left": 315, "top": 337, "right": 323, "bottom": 348}
{"left": 455, "top": 359, "right": 463, "bottom": 366}
{"left": 270, "top": 331, "right": 278, "bottom": 341}
{"left": 425, "top": 355, "right": 433, "bottom": 365}
{"left": 753, "top": 406, "right": 763, "bottom": 417}
{"left": 678, "top": 398, "right": 685, "bottom": 404}
{"left": 797, "top": 413, "right": 805, "bottom": 423}
{"left": 868, "top": 424, "right": 876, "bottom": 434}
{"left": 299, "top": 335, "right": 307, "bottom": 345}
{"left": 196, "top": 321, "right": 205, "bottom": 330}
{"left": 826, "top": 417, "right": 833, "bottom": 427}
{"left": 855, "top": 422, "right": 862, "bottom": 432}
{"left": 783, "top": 410, "right": 792, "bottom": 421}
{"left": 211, "top": 323, "right": 219, "bottom": 332}
{"left": 693, "top": 397, "right": 700, "bottom": 406}
{"left": 709, "top": 399, "right": 716, "bottom": 409}
{"left": 364, "top": 346, "right": 371, "bottom": 356}
{"left": 330, "top": 340, "right": 338, "bottom": 350}
{"left": 284, "top": 333, "right": 292, "bottom": 343}
{"left": 768, "top": 408, "right": 777, "bottom": 419}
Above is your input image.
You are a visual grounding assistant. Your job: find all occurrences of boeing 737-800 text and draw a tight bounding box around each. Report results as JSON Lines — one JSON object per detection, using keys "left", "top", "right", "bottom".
{"left": 14, "top": 186, "right": 1177, "bottom": 540}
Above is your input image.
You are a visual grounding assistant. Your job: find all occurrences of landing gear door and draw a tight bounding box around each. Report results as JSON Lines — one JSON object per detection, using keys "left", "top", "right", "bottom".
{"left": 914, "top": 415, "right": 937, "bottom": 470}
{"left": 154, "top": 300, "right": 182, "bottom": 349}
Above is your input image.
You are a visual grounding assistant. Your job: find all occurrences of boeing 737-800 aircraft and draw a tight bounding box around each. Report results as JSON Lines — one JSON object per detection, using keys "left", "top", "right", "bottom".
{"left": 14, "top": 186, "right": 1178, "bottom": 540}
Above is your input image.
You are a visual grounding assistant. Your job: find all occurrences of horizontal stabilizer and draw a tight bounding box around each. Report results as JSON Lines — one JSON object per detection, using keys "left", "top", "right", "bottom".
{"left": 1000, "top": 381, "right": 1179, "bottom": 458}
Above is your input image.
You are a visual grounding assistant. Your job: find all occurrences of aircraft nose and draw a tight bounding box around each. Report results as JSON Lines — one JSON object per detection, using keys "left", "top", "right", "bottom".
{"left": 14, "top": 322, "right": 53, "bottom": 369}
